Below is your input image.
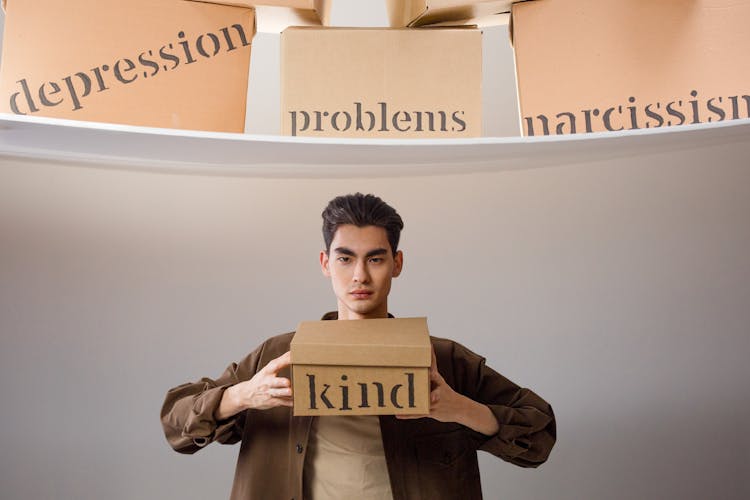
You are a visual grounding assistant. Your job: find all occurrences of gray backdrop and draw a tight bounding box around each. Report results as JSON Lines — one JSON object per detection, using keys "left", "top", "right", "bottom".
{"left": 1, "top": 2, "right": 750, "bottom": 500}
{"left": 2, "top": 146, "right": 749, "bottom": 499}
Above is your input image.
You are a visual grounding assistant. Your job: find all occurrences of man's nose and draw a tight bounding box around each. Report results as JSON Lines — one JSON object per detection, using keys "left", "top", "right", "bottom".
{"left": 353, "top": 261, "right": 370, "bottom": 283}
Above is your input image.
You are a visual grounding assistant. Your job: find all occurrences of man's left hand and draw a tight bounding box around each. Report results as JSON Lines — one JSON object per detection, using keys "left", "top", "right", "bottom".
{"left": 396, "top": 346, "right": 500, "bottom": 437}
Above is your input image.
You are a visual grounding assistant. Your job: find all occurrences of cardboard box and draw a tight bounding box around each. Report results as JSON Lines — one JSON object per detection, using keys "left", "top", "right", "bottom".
{"left": 387, "top": 0, "right": 531, "bottom": 28}
{"left": 0, "top": 0, "right": 255, "bottom": 132}
{"left": 188, "top": 0, "right": 331, "bottom": 33}
{"left": 512, "top": 0, "right": 750, "bottom": 136}
{"left": 281, "top": 27, "right": 482, "bottom": 138}
{"left": 291, "top": 317, "right": 432, "bottom": 416}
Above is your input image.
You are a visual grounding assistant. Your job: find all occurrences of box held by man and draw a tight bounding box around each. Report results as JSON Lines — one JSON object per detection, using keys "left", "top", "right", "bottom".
{"left": 291, "top": 317, "right": 432, "bottom": 416}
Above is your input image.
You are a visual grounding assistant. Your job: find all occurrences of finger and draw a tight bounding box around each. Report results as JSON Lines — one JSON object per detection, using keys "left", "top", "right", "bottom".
{"left": 429, "top": 365, "right": 446, "bottom": 393}
{"left": 274, "top": 398, "right": 294, "bottom": 408}
{"left": 270, "top": 377, "right": 291, "bottom": 388}
{"left": 395, "top": 414, "right": 429, "bottom": 419}
{"left": 270, "top": 387, "right": 293, "bottom": 398}
{"left": 431, "top": 388, "right": 440, "bottom": 404}
{"left": 262, "top": 351, "right": 292, "bottom": 375}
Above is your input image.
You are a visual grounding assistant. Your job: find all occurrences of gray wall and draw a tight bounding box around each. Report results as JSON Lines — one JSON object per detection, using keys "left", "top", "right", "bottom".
{"left": 2, "top": 2, "right": 750, "bottom": 500}
{"left": 2, "top": 143, "right": 750, "bottom": 499}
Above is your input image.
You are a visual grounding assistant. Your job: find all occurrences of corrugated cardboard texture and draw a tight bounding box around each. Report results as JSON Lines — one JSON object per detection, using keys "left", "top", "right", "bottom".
{"left": 281, "top": 27, "right": 482, "bottom": 138}
{"left": 387, "top": 0, "right": 526, "bottom": 28}
{"left": 291, "top": 317, "right": 432, "bottom": 416}
{"left": 292, "top": 317, "right": 431, "bottom": 367}
{"left": 0, "top": 0, "right": 254, "bottom": 132}
{"left": 512, "top": 0, "right": 750, "bottom": 136}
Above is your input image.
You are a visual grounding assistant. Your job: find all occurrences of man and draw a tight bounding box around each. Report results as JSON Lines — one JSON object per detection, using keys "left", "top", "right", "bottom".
{"left": 161, "top": 193, "right": 556, "bottom": 500}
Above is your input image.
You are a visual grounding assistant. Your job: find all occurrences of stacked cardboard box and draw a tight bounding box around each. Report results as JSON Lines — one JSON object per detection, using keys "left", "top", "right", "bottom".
{"left": 4, "top": 0, "right": 744, "bottom": 136}
{"left": 0, "top": 0, "right": 502, "bottom": 137}
{"left": 0, "top": 0, "right": 256, "bottom": 132}
{"left": 511, "top": 0, "right": 750, "bottom": 136}
{"left": 281, "top": 27, "right": 482, "bottom": 138}
{"left": 0, "top": 0, "right": 330, "bottom": 132}
{"left": 280, "top": 1, "right": 518, "bottom": 138}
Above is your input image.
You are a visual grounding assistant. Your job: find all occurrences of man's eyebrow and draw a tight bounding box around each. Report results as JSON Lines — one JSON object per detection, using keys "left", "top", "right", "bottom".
{"left": 333, "top": 247, "right": 389, "bottom": 258}
{"left": 365, "top": 248, "right": 389, "bottom": 258}
{"left": 333, "top": 247, "right": 356, "bottom": 256}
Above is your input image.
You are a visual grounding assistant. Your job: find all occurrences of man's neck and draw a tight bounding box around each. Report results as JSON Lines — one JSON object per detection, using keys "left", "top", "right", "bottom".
{"left": 336, "top": 306, "right": 389, "bottom": 320}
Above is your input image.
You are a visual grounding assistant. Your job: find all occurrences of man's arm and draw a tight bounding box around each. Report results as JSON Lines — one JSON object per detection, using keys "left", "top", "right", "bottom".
{"left": 400, "top": 338, "right": 556, "bottom": 467}
{"left": 160, "top": 334, "right": 294, "bottom": 454}
{"left": 214, "top": 351, "right": 292, "bottom": 420}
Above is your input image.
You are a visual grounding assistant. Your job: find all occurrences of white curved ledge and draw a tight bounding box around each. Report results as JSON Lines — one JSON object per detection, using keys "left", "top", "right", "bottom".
{"left": 1, "top": 113, "right": 748, "bottom": 177}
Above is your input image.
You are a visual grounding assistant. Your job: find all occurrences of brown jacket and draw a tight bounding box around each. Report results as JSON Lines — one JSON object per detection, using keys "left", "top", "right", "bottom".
{"left": 161, "top": 317, "right": 556, "bottom": 500}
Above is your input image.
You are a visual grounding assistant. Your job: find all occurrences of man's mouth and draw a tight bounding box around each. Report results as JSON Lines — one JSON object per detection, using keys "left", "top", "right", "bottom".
{"left": 350, "top": 290, "right": 373, "bottom": 299}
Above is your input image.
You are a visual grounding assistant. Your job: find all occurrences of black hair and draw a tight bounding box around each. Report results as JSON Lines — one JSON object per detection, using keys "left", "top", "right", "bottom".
{"left": 322, "top": 193, "right": 404, "bottom": 255}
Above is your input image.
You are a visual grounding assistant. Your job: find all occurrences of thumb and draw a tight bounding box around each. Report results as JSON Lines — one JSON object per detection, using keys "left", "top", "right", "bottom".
{"left": 430, "top": 366, "right": 443, "bottom": 383}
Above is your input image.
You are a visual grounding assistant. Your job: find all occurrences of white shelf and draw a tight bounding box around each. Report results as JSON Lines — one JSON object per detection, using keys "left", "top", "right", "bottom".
{"left": 1, "top": 113, "right": 749, "bottom": 177}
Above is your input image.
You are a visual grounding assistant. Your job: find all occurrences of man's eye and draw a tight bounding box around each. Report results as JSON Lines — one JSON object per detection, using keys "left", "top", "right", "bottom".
{"left": 337, "top": 257, "right": 350, "bottom": 263}
{"left": 369, "top": 258, "right": 383, "bottom": 263}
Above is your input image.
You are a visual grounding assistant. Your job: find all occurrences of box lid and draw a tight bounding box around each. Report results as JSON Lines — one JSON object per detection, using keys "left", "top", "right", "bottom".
{"left": 291, "top": 317, "right": 431, "bottom": 367}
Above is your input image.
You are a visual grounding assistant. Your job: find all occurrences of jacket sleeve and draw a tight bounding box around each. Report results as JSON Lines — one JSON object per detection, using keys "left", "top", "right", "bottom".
{"left": 441, "top": 339, "right": 557, "bottom": 468}
{"left": 160, "top": 342, "right": 268, "bottom": 454}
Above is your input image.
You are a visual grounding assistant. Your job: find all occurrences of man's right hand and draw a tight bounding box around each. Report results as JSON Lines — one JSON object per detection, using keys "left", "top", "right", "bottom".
{"left": 214, "top": 351, "right": 293, "bottom": 420}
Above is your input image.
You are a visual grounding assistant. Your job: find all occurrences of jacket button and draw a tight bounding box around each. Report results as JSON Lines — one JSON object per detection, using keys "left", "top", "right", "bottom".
{"left": 296, "top": 443, "right": 304, "bottom": 454}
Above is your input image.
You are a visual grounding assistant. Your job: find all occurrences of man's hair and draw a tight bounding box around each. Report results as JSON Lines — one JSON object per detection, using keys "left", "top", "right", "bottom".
{"left": 322, "top": 193, "right": 404, "bottom": 255}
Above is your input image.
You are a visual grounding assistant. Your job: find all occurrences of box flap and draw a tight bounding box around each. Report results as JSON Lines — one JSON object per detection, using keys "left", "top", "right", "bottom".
{"left": 418, "top": 12, "right": 510, "bottom": 27}
{"left": 291, "top": 317, "right": 431, "bottom": 367}
{"left": 187, "top": 0, "right": 330, "bottom": 32}
{"left": 256, "top": 5, "right": 329, "bottom": 33}
{"left": 387, "top": 0, "right": 528, "bottom": 28}
{"left": 386, "top": 0, "right": 429, "bottom": 27}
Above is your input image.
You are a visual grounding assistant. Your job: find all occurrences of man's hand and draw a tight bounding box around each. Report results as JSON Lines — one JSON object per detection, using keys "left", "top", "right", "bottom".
{"left": 215, "top": 351, "right": 293, "bottom": 420}
{"left": 397, "top": 346, "right": 500, "bottom": 436}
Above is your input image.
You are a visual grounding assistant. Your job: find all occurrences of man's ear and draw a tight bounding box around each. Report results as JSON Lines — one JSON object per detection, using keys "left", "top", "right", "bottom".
{"left": 392, "top": 250, "right": 403, "bottom": 278}
{"left": 320, "top": 250, "right": 331, "bottom": 277}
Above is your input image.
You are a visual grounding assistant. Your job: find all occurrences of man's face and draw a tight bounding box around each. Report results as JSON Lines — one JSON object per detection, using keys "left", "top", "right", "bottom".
{"left": 320, "top": 224, "right": 403, "bottom": 320}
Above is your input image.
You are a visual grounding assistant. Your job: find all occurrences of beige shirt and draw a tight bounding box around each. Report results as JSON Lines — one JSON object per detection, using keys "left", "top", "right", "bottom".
{"left": 303, "top": 415, "right": 394, "bottom": 500}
